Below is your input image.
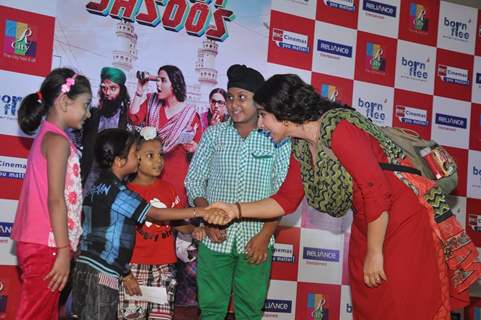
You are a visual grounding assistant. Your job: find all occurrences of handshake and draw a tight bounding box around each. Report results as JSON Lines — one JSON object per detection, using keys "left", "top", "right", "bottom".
{"left": 197, "top": 202, "right": 241, "bottom": 225}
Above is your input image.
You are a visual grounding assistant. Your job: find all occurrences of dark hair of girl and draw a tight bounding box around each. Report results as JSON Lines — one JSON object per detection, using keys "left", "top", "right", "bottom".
{"left": 94, "top": 128, "right": 137, "bottom": 169}
{"left": 253, "top": 74, "right": 344, "bottom": 124}
{"left": 157, "top": 65, "right": 186, "bottom": 102}
{"left": 17, "top": 68, "right": 91, "bottom": 135}
{"left": 136, "top": 135, "right": 163, "bottom": 152}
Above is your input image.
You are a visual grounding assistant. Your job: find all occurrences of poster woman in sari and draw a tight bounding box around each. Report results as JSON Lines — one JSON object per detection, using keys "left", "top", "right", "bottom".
{"left": 129, "top": 64, "right": 202, "bottom": 206}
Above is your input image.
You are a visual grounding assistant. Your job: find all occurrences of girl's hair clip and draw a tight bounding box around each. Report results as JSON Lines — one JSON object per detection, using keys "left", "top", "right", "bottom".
{"left": 36, "top": 91, "right": 43, "bottom": 104}
{"left": 140, "top": 126, "right": 157, "bottom": 140}
{"left": 61, "top": 74, "right": 78, "bottom": 94}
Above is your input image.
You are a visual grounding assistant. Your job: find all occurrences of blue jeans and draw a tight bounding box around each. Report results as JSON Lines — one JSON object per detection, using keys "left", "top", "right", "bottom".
{"left": 71, "top": 262, "right": 119, "bottom": 320}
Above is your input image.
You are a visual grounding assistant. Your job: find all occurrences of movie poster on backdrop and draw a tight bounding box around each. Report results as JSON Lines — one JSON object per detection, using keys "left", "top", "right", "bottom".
{"left": 53, "top": 0, "right": 272, "bottom": 117}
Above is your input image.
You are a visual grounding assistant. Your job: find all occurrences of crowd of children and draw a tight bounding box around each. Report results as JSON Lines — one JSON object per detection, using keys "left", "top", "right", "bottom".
{"left": 11, "top": 64, "right": 276, "bottom": 320}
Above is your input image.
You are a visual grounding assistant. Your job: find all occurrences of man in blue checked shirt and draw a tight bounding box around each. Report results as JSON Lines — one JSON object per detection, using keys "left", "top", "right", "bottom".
{"left": 185, "top": 64, "right": 291, "bottom": 320}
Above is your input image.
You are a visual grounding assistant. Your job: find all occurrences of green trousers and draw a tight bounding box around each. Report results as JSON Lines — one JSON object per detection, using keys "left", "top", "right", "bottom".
{"left": 197, "top": 243, "right": 273, "bottom": 320}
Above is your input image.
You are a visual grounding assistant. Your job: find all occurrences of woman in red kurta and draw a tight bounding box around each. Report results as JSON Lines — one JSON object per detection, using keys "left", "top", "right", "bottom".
{"left": 205, "top": 74, "right": 480, "bottom": 320}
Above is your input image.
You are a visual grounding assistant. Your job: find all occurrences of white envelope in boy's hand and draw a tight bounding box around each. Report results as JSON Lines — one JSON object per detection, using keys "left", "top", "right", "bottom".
{"left": 125, "top": 285, "right": 168, "bottom": 304}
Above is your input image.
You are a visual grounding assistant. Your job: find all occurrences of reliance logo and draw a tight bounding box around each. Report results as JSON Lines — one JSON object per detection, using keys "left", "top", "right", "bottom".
{"left": 435, "top": 113, "right": 467, "bottom": 129}
{"left": 409, "top": 3, "right": 428, "bottom": 32}
{"left": 323, "top": 0, "right": 355, "bottom": 12}
{"left": 395, "top": 105, "right": 428, "bottom": 126}
{"left": 263, "top": 299, "right": 293, "bottom": 313}
{"left": 317, "top": 39, "right": 353, "bottom": 58}
{"left": 272, "top": 28, "right": 310, "bottom": 53}
{"left": 303, "top": 247, "right": 339, "bottom": 262}
{"left": 0, "top": 222, "right": 13, "bottom": 237}
{"left": 438, "top": 65, "right": 469, "bottom": 86}
{"left": 363, "top": 0, "right": 397, "bottom": 18}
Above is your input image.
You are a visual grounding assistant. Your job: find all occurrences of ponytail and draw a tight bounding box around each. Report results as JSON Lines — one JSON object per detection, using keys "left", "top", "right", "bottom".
{"left": 17, "top": 92, "right": 49, "bottom": 135}
{"left": 17, "top": 68, "right": 92, "bottom": 135}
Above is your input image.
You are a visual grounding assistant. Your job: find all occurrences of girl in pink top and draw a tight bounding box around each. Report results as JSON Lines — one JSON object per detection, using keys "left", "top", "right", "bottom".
{"left": 11, "top": 68, "right": 92, "bottom": 320}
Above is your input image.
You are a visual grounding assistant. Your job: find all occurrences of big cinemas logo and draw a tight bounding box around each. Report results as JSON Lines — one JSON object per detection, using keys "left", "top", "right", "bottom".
{"left": 409, "top": 3, "right": 428, "bottom": 33}
{"left": 365, "top": 42, "right": 385, "bottom": 73}
{"left": 395, "top": 104, "right": 428, "bottom": 126}
{"left": 0, "top": 156, "right": 27, "bottom": 180}
{"left": 362, "top": 0, "right": 397, "bottom": 18}
{"left": 323, "top": 0, "right": 355, "bottom": 12}
{"left": 438, "top": 64, "right": 469, "bottom": 86}
{"left": 272, "top": 28, "right": 310, "bottom": 53}
{"left": 307, "top": 293, "right": 329, "bottom": 320}
{"left": 273, "top": 243, "right": 295, "bottom": 263}
{"left": 3, "top": 19, "right": 37, "bottom": 61}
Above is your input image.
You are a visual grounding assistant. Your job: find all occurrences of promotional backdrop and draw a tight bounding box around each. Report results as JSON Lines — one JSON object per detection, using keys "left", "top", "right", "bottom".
{"left": 1, "top": 0, "right": 481, "bottom": 319}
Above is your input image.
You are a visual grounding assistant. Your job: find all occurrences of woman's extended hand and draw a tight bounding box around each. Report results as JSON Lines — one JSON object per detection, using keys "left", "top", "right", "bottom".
{"left": 363, "top": 251, "right": 387, "bottom": 288}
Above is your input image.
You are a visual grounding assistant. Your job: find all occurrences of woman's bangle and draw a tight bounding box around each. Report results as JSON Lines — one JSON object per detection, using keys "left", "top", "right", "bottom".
{"left": 235, "top": 202, "right": 242, "bottom": 219}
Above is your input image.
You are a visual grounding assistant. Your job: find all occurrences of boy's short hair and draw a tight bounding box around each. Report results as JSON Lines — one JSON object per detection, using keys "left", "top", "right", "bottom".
{"left": 94, "top": 128, "right": 137, "bottom": 169}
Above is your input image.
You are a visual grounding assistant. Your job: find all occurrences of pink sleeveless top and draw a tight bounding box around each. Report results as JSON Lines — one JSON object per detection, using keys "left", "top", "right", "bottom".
{"left": 11, "top": 121, "right": 83, "bottom": 251}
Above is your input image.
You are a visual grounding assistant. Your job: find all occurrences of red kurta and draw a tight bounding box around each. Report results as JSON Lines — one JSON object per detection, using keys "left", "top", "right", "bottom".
{"left": 331, "top": 120, "right": 442, "bottom": 320}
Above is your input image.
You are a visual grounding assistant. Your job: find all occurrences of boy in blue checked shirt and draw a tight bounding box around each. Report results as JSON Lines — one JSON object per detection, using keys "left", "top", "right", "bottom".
{"left": 71, "top": 129, "right": 221, "bottom": 319}
{"left": 185, "top": 64, "right": 291, "bottom": 320}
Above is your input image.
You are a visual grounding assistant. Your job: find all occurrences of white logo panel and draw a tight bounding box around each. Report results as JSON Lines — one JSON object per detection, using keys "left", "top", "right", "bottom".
{"left": 394, "top": 40, "right": 435, "bottom": 95}
{"left": 352, "top": 81, "right": 394, "bottom": 127}
{"left": 431, "top": 96, "right": 470, "bottom": 149}
{"left": 312, "top": 21, "right": 357, "bottom": 79}
{"left": 358, "top": 0, "right": 400, "bottom": 38}
{"left": 437, "top": 1, "right": 476, "bottom": 55}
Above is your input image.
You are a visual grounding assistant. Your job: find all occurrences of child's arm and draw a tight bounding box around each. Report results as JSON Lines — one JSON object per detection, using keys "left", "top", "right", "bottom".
{"left": 122, "top": 272, "right": 141, "bottom": 296}
{"left": 174, "top": 224, "right": 195, "bottom": 233}
{"left": 43, "top": 133, "right": 71, "bottom": 292}
{"left": 245, "top": 219, "right": 280, "bottom": 264}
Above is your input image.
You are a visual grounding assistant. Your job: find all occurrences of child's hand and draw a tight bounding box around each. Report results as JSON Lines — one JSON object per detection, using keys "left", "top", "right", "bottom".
{"left": 122, "top": 273, "right": 142, "bottom": 296}
{"left": 192, "top": 226, "right": 206, "bottom": 241}
{"left": 245, "top": 233, "right": 270, "bottom": 265}
{"left": 204, "top": 225, "right": 226, "bottom": 243}
{"left": 44, "top": 248, "right": 70, "bottom": 292}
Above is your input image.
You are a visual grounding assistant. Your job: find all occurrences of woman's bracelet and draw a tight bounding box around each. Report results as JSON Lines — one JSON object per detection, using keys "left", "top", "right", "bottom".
{"left": 235, "top": 202, "right": 242, "bottom": 219}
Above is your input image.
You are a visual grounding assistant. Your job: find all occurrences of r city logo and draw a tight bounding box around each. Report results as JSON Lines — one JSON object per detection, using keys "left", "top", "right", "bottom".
{"left": 409, "top": 3, "right": 428, "bottom": 32}
{"left": 320, "top": 84, "right": 339, "bottom": 102}
{"left": 4, "top": 20, "right": 37, "bottom": 59}
{"left": 366, "top": 42, "right": 385, "bottom": 72}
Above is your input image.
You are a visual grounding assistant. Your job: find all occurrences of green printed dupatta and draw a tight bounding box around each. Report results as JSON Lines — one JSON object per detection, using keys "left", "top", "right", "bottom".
{"left": 292, "top": 108, "right": 481, "bottom": 294}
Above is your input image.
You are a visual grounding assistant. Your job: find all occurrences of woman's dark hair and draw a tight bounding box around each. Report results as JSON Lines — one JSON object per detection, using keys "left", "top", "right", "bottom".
{"left": 94, "top": 128, "right": 137, "bottom": 169}
{"left": 158, "top": 65, "right": 186, "bottom": 102}
{"left": 17, "top": 68, "right": 91, "bottom": 135}
{"left": 209, "top": 87, "right": 227, "bottom": 101}
{"left": 254, "top": 74, "right": 344, "bottom": 124}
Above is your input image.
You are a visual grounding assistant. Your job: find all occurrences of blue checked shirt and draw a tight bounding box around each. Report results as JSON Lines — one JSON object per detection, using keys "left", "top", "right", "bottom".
{"left": 185, "top": 121, "right": 291, "bottom": 254}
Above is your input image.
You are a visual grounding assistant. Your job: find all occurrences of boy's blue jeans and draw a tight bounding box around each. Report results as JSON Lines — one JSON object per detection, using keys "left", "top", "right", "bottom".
{"left": 71, "top": 262, "right": 119, "bottom": 320}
